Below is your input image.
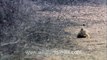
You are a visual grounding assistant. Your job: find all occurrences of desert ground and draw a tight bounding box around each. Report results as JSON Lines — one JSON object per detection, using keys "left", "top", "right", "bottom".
{"left": 23, "top": 4, "right": 107, "bottom": 60}
{"left": 0, "top": 0, "right": 107, "bottom": 60}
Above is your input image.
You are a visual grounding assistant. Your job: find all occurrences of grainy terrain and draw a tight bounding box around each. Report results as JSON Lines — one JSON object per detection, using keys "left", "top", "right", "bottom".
{"left": 0, "top": 0, "right": 106, "bottom": 60}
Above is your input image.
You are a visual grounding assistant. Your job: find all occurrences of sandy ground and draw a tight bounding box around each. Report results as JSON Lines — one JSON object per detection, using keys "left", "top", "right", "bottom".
{"left": 22, "top": 5, "right": 107, "bottom": 60}
{"left": 0, "top": 1, "right": 106, "bottom": 60}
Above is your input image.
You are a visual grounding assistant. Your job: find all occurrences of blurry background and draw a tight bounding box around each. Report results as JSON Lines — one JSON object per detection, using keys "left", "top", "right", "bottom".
{"left": 0, "top": 0, "right": 106, "bottom": 60}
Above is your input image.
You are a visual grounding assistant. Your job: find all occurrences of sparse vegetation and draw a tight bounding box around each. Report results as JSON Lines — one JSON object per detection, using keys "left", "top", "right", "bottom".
{"left": 0, "top": 0, "right": 106, "bottom": 60}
